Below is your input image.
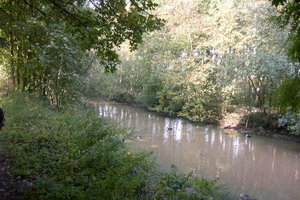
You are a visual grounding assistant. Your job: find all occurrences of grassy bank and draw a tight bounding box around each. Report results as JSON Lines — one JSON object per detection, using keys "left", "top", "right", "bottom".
{"left": 0, "top": 93, "right": 227, "bottom": 200}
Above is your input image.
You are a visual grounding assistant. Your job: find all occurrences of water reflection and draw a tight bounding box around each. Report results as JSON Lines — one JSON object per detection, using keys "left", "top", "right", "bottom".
{"left": 94, "top": 101, "right": 300, "bottom": 200}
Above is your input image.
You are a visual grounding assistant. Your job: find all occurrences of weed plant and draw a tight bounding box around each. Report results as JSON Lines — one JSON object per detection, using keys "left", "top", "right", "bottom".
{"left": 0, "top": 93, "right": 228, "bottom": 199}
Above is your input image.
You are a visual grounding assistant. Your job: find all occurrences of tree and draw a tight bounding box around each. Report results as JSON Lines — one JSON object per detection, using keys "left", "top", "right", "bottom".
{"left": 89, "top": 0, "right": 294, "bottom": 123}
{"left": 0, "top": 0, "right": 164, "bottom": 71}
{"left": 0, "top": 0, "right": 164, "bottom": 106}
{"left": 208, "top": 0, "right": 292, "bottom": 110}
{"left": 270, "top": 0, "right": 300, "bottom": 62}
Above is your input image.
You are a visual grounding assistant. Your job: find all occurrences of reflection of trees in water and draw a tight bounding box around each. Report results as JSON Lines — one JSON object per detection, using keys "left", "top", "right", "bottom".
{"left": 96, "top": 102, "right": 300, "bottom": 200}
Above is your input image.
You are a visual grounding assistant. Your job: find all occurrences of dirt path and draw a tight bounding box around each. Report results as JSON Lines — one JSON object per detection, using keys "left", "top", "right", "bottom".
{"left": 0, "top": 142, "right": 31, "bottom": 200}
{"left": 0, "top": 154, "right": 25, "bottom": 200}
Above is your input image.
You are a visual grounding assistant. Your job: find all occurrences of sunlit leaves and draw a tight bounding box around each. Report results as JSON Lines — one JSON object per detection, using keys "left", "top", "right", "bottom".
{"left": 89, "top": 0, "right": 295, "bottom": 123}
{"left": 72, "top": 0, "right": 165, "bottom": 71}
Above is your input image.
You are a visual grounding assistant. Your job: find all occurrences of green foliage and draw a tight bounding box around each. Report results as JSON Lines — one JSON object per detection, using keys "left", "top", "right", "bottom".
{"left": 272, "top": 77, "right": 300, "bottom": 134}
{"left": 89, "top": 0, "right": 293, "bottom": 122}
{"left": 271, "top": 0, "right": 300, "bottom": 61}
{"left": 286, "top": 34, "right": 300, "bottom": 62}
{"left": 0, "top": 0, "right": 164, "bottom": 106}
{"left": 154, "top": 166, "right": 226, "bottom": 200}
{"left": 0, "top": 0, "right": 164, "bottom": 71}
{"left": 0, "top": 93, "right": 152, "bottom": 199}
{"left": 34, "top": 23, "right": 90, "bottom": 107}
{"left": 278, "top": 111, "right": 300, "bottom": 134}
{"left": 179, "top": 95, "right": 222, "bottom": 122}
{"left": 273, "top": 77, "right": 300, "bottom": 113}
{"left": 0, "top": 93, "right": 227, "bottom": 199}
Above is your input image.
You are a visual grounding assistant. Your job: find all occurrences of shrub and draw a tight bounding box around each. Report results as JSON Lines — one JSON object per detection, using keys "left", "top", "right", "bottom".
{"left": 273, "top": 77, "right": 300, "bottom": 113}
{"left": 278, "top": 111, "right": 300, "bottom": 134}
{"left": 154, "top": 166, "right": 226, "bottom": 200}
{"left": 0, "top": 92, "right": 227, "bottom": 199}
{"left": 0, "top": 93, "right": 154, "bottom": 199}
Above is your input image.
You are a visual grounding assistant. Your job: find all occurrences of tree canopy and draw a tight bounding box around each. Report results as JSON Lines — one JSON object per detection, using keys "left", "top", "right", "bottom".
{"left": 0, "top": 0, "right": 164, "bottom": 106}
{"left": 89, "top": 0, "right": 299, "bottom": 129}
{"left": 270, "top": 0, "right": 300, "bottom": 61}
{"left": 0, "top": 0, "right": 164, "bottom": 69}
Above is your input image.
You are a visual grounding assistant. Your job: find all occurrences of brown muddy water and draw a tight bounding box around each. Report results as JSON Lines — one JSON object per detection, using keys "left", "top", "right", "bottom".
{"left": 92, "top": 101, "right": 300, "bottom": 200}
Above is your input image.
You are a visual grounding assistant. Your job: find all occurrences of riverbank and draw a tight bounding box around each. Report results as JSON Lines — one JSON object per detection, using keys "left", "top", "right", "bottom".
{"left": 93, "top": 100, "right": 300, "bottom": 200}
{"left": 0, "top": 94, "right": 228, "bottom": 199}
{"left": 219, "top": 110, "right": 300, "bottom": 143}
{"left": 2, "top": 96, "right": 299, "bottom": 199}
{"left": 111, "top": 99, "right": 300, "bottom": 143}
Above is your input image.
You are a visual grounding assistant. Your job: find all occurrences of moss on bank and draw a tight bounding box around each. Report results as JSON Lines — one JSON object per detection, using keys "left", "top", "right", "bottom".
{"left": 0, "top": 93, "right": 228, "bottom": 199}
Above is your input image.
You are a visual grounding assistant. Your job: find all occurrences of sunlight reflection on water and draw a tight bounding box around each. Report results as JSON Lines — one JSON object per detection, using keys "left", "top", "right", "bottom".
{"left": 94, "top": 101, "right": 300, "bottom": 200}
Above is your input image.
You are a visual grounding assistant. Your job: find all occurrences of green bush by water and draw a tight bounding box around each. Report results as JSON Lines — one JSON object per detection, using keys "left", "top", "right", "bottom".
{"left": 0, "top": 93, "right": 227, "bottom": 199}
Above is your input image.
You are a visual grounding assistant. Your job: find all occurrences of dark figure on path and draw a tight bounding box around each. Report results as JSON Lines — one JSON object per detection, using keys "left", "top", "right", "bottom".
{"left": 0, "top": 107, "right": 5, "bottom": 131}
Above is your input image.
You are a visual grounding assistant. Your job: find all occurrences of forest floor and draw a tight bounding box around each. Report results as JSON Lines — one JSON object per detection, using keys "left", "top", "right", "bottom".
{"left": 0, "top": 153, "right": 29, "bottom": 200}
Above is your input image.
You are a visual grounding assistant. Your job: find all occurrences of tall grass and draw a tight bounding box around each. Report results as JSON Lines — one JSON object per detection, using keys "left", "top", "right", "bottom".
{"left": 0, "top": 93, "right": 227, "bottom": 199}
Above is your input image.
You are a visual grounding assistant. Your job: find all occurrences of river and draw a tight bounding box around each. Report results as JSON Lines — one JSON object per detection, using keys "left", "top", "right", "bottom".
{"left": 92, "top": 101, "right": 300, "bottom": 200}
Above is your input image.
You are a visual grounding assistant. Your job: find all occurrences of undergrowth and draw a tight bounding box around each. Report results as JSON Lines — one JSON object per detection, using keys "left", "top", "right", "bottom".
{"left": 0, "top": 92, "right": 228, "bottom": 199}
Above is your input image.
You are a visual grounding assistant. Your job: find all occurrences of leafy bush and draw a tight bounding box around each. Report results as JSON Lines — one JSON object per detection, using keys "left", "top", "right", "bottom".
{"left": 272, "top": 77, "right": 300, "bottom": 134}
{"left": 0, "top": 92, "right": 227, "bottom": 199}
{"left": 278, "top": 111, "right": 300, "bottom": 134}
{"left": 154, "top": 166, "right": 226, "bottom": 200}
{"left": 273, "top": 77, "right": 300, "bottom": 113}
{"left": 0, "top": 93, "right": 154, "bottom": 199}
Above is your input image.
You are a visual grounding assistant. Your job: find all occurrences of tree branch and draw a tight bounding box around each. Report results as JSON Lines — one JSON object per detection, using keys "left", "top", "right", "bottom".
{"left": 22, "top": 0, "right": 46, "bottom": 16}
